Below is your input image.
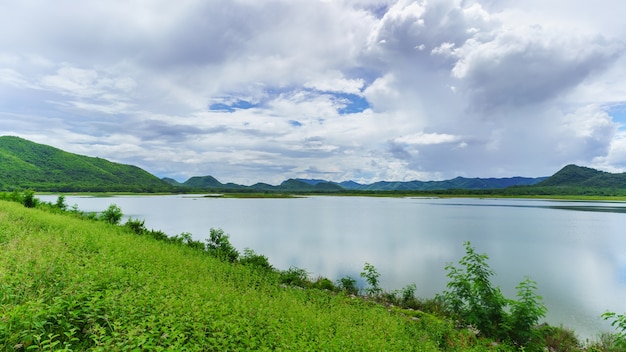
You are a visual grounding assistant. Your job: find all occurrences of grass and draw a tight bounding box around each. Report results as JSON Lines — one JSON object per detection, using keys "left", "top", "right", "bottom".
{"left": 0, "top": 200, "right": 513, "bottom": 351}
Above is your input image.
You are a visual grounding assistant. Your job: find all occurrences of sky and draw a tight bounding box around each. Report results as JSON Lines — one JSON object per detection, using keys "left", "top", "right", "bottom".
{"left": 1, "top": 0, "right": 626, "bottom": 185}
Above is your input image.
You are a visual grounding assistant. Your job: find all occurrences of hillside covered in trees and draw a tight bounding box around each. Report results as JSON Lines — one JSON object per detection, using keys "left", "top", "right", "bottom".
{"left": 0, "top": 136, "right": 172, "bottom": 192}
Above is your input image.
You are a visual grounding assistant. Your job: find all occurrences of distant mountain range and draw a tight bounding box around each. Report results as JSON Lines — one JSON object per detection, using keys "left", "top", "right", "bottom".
{"left": 296, "top": 176, "right": 547, "bottom": 191}
{"left": 2, "top": 135, "right": 625, "bottom": 194}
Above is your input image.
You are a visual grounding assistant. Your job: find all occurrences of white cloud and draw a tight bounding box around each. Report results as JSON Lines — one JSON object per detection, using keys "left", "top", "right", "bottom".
{"left": 1, "top": 0, "right": 626, "bottom": 183}
{"left": 394, "top": 132, "right": 460, "bottom": 145}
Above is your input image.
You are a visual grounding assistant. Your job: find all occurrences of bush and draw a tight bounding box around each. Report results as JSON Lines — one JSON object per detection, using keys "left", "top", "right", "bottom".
{"left": 205, "top": 228, "right": 239, "bottom": 262}
{"left": 55, "top": 195, "right": 67, "bottom": 211}
{"left": 507, "top": 277, "right": 547, "bottom": 345}
{"left": 22, "top": 189, "right": 36, "bottom": 208}
{"left": 536, "top": 325, "right": 580, "bottom": 352}
{"left": 279, "top": 266, "right": 309, "bottom": 287}
{"left": 361, "top": 262, "right": 382, "bottom": 297}
{"left": 240, "top": 248, "right": 273, "bottom": 271}
{"left": 313, "top": 276, "right": 336, "bottom": 291}
{"left": 337, "top": 276, "right": 359, "bottom": 296}
{"left": 602, "top": 311, "right": 626, "bottom": 350}
{"left": 442, "top": 241, "right": 507, "bottom": 338}
{"left": 124, "top": 218, "right": 146, "bottom": 235}
{"left": 99, "top": 204, "right": 123, "bottom": 225}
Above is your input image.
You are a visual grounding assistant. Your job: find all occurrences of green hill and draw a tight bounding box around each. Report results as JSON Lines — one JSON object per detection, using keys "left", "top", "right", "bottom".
{"left": 0, "top": 136, "right": 172, "bottom": 192}
{"left": 537, "top": 164, "right": 626, "bottom": 188}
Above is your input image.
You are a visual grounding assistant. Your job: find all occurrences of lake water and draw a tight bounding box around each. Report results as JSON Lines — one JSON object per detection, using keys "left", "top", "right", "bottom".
{"left": 37, "top": 194, "right": 626, "bottom": 339}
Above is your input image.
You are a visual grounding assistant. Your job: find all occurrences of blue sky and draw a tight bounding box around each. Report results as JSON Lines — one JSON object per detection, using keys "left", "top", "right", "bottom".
{"left": 1, "top": 0, "right": 625, "bottom": 184}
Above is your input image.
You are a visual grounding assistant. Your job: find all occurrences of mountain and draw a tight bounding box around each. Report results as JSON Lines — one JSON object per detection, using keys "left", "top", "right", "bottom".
{"left": 536, "top": 164, "right": 626, "bottom": 188}
{"left": 0, "top": 136, "right": 172, "bottom": 192}
{"left": 172, "top": 176, "right": 344, "bottom": 192}
{"left": 330, "top": 176, "right": 546, "bottom": 191}
{"left": 162, "top": 177, "right": 183, "bottom": 187}
{"left": 183, "top": 175, "right": 224, "bottom": 188}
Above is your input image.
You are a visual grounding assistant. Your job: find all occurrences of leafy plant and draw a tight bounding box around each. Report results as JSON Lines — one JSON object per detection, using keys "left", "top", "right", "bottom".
{"left": 337, "top": 276, "right": 359, "bottom": 295}
{"left": 240, "top": 248, "right": 273, "bottom": 271}
{"left": 279, "top": 266, "right": 310, "bottom": 287}
{"left": 360, "top": 262, "right": 382, "bottom": 297}
{"left": 124, "top": 218, "right": 146, "bottom": 235}
{"left": 399, "top": 283, "right": 417, "bottom": 306}
{"left": 22, "top": 189, "right": 36, "bottom": 208}
{"left": 55, "top": 195, "right": 67, "bottom": 211}
{"left": 99, "top": 204, "right": 123, "bottom": 225}
{"left": 205, "top": 228, "right": 239, "bottom": 262}
{"left": 602, "top": 311, "right": 626, "bottom": 349}
{"left": 507, "top": 277, "right": 547, "bottom": 345}
{"left": 442, "top": 241, "right": 508, "bottom": 338}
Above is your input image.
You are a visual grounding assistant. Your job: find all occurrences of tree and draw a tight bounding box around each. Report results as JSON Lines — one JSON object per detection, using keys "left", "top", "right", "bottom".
{"left": 507, "top": 277, "right": 547, "bottom": 345}
{"left": 22, "top": 190, "right": 36, "bottom": 208}
{"left": 442, "top": 241, "right": 507, "bottom": 338}
{"left": 55, "top": 195, "right": 67, "bottom": 210}
{"left": 205, "top": 228, "right": 239, "bottom": 262}
{"left": 100, "top": 204, "right": 123, "bottom": 225}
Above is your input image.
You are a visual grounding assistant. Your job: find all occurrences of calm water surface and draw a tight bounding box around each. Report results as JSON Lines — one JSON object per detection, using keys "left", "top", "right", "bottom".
{"left": 38, "top": 195, "right": 626, "bottom": 339}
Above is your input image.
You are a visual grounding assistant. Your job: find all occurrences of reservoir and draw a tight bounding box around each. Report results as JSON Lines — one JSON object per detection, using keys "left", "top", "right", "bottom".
{"left": 37, "top": 194, "right": 626, "bottom": 339}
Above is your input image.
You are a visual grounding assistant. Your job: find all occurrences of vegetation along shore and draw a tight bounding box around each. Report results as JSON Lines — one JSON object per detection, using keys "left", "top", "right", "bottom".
{"left": 1, "top": 190, "right": 625, "bottom": 351}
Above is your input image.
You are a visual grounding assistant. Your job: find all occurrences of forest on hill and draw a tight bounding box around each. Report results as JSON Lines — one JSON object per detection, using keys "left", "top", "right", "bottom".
{"left": 0, "top": 136, "right": 172, "bottom": 192}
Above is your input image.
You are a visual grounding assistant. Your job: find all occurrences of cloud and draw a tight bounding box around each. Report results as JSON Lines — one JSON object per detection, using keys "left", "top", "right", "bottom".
{"left": 1, "top": 0, "right": 626, "bottom": 183}
{"left": 451, "top": 26, "right": 624, "bottom": 112}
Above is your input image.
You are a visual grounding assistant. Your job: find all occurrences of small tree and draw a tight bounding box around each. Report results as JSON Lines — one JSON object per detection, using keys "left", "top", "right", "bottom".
{"left": 361, "top": 262, "right": 382, "bottom": 297}
{"left": 399, "top": 283, "right": 417, "bottom": 306}
{"left": 507, "top": 277, "right": 547, "bottom": 345}
{"left": 100, "top": 204, "right": 123, "bottom": 225}
{"left": 442, "top": 241, "right": 507, "bottom": 338}
{"left": 206, "top": 228, "right": 239, "bottom": 262}
{"left": 55, "top": 195, "right": 67, "bottom": 211}
{"left": 22, "top": 190, "right": 36, "bottom": 208}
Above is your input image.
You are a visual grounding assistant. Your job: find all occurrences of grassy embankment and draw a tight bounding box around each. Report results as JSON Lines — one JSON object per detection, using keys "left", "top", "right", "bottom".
{"left": 2, "top": 195, "right": 624, "bottom": 351}
{"left": 0, "top": 199, "right": 509, "bottom": 351}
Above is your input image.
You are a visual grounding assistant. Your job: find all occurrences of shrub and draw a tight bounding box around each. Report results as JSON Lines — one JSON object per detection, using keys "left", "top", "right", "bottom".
{"left": 507, "top": 277, "right": 547, "bottom": 345}
{"left": 22, "top": 189, "right": 36, "bottom": 208}
{"left": 55, "top": 195, "right": 67, "bottom": 211}
{"left": 240, "top": 248, "right": 273, "bottom": 271}
{"left": 337, "top": 276, "right": 359, "bottom": 296}
{"left": 205, "top": 228, "right": 239, "bottom": 262}
{"left": 124, "top": 218, "right": 146, "bottom": 235}
{"left": 148, "top": 229, "right": 169, "bottom": 242}
{"left": 279, "top": 266, "right": 310, "bottom": 287}
{"left": 536, "top": 325, "right": 580, "bottom": 352}
{"left": 361, "top": 262, "right": 382, "bottom": 297}
{"left": 602, "top": 311, "right": 626, "bottom": 350}
{"left": 442, "top": 241, "right": 507, "bottom": 338}
{"left": 99, "top": 204, "right": 123, "bottom": 225}
{"left": 313, "top": 276, "right": 336, "bottom": 291}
